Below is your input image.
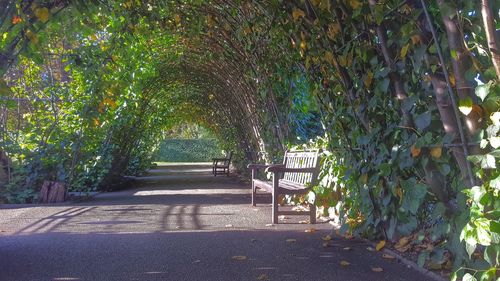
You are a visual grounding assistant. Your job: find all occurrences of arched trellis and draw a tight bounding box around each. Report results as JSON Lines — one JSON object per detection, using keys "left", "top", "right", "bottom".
{"left": 0, "top": 1, "right": 499, "bottom": 279}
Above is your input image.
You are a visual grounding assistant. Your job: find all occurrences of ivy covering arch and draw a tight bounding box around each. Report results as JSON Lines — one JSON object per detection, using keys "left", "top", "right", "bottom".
{"left": 0, "top": 1, "right": 499, "bottom": 279}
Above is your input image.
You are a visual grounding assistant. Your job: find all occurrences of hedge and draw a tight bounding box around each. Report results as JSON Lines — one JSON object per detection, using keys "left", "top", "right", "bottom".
{"left": 153, "top": 139, "right": 222, "bottom": 162}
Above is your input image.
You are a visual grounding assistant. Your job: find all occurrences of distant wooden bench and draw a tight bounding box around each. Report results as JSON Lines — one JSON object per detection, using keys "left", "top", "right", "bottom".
{"left": 212, "top": 151, "right": 233, "bottom": 176}
{"left": 248, "top": 150, "right": 321, "bottom": 224}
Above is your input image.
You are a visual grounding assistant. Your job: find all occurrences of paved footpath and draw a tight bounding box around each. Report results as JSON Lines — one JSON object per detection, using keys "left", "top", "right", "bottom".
{"left": 0, "top": 163, "right": 433, "bottom": 281}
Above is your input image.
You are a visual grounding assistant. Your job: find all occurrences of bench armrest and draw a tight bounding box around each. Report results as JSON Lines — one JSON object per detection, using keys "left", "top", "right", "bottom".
{"left": 266, "top": 166, "right": 317, "bottom": 173}
{"left": 247, "top": 163, "right": 272, "bottom": 170}
{"left": 212, "top": 157, "right": 229, "bottom": 161}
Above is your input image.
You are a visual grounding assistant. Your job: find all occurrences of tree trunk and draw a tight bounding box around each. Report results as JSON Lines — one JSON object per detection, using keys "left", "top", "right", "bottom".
{"left": 436, "top": 0, "right": 482, "bottom": 140}
{"left": 481, "top": 0, "right": 500, "bottom": 79}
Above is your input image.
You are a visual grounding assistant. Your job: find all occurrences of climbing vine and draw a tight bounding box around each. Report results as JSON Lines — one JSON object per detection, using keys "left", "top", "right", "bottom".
{"left": 0, "top": 0, "right": 498, "bottom": 279}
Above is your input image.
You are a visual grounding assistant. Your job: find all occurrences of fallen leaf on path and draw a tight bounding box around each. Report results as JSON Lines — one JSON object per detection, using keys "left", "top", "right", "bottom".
{"left": 340, "top": 260, "right": 351, "bottom": 266}
{"left": 394, "top": 236, "right": 411, "bottom": 253}
{"left": 343, "top": 247, "right": 351, "bottom": 251}
{"left": 366, "top": 246, "right": 375, "bottom": 252}
{"left": 257, "top": 273, "right": 269, "bottom": 280}
{"left": 305, "top": 228, "right": 316, "bottom": 233}
{"left": 322, "top": 242, "right": 332, "bottom": 247}
{"left": 286, "top": 239, "right": 297, "bottom": 243}
{"left": 376, "top": 240, "right": 386, "bottom": 251}
{"left": 371, "top": 267, "right": 384, "bottom": 272}
{"left": 395, "top": 244, "right": 411, "bottom": 253}
{"left": 395, "top": 236, "right": 410, "bottom": 247}
{"left": 322, "top": 235, "right": 332, "bottom": 241}
{"left": 427, "top": 261, "right": 443, "bottom": 270}
{"left": 232, "top": 256, "right": 247, "bottom": 261}
{"left": 382, "top": 254, "right": 395, "bottom": 259}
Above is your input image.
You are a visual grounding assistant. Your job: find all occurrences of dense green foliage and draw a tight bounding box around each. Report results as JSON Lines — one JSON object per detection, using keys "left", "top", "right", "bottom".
{"left": 0, "top": 1, "right": 498, "bottom": 279}
{"left": 154, "top": 139, "right": 221, "bottom": 162}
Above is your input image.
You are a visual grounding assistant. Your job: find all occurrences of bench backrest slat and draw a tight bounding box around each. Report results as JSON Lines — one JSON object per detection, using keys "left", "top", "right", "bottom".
{"left": 282, "top": 150, "right": 321, "bottom": 187}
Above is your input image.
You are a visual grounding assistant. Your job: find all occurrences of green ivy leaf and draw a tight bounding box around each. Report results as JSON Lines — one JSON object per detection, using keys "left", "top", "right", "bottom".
{"left": 474, "top": 218, "right": 492, "bottom": 246}
{"left": 489, "top": 137, "right": 500, "bottom": 149}
{"left": 414, "top": 111, "right": 431, "bottom": 130}
{"left": 459, "top": 97, "right": 473, "bottom": 115}
{"left": 475, "top": 82, "right": 492, "bottom": 101}
{"left": 484, "top": 244, "right": 500, "bottom": 266}
{"left": 490, "top": 175, "right": 500, "bottom": 190}
{"left": 462, "top": 273, "right": 477, "bottom": 281}
{"left": 468, "top": 154, "right": 497, "bottom": 169}
{"left": 417, "top": 251, "right": 429, "bottom": 267}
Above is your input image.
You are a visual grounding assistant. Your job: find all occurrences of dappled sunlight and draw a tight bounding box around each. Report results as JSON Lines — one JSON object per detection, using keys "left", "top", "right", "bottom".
{"left": 132, "top": 188, "right": 250, "bottom": 196}
{"left": 0, "top": 230, "right": 429, "bottom": 281}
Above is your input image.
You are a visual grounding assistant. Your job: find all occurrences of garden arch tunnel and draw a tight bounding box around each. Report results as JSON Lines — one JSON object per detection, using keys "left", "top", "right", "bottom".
{"left": 1, "top": 2, "right": 499, "bottom": 278}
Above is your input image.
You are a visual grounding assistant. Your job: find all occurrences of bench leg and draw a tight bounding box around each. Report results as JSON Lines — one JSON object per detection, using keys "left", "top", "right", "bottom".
{"left": 272, "top": 174, "right": 279, "bottom": 224}
{"left": 251, "top": 170, "right": 256, "bottom": 207}
{"left": 309, "top": 203, "right": 316, "bottom": 224}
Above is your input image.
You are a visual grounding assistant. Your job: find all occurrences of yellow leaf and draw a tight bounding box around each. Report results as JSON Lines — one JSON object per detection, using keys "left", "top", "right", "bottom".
{"left": 349, "top": 0, "right": 362, "bottom": 9}
{"left": 300, "top": 40, "right": 307, "bottom": 51}
{"left": 231, "top": 255, "right": 247, "bottom": 261}
{"left": 449, "top": 73, "right": 456, "bottom": 87}
{"left": 206, "top": 15, "right": 215, "bottom": 27}
{"left": 286, "top": 239, "right": 297, "bottom": 243}
{"left": 394, "top": 236, "right": 411, "bottom": 252}
{"left": 382, "top": 254, "right": 395, "bottom": 259}
{"left": 371, "top": 267, "right": 384, "bottom": 272}
{"left": 327, "top": 23, "right": 340, "bottom": 40}
{"left": 410, "top": 35, "right": 421, "bottom": 45}
{"left": 324, "top": 51, "right": 334, "bottom": 65}
{"left": 34, "top": 7, "right": 49, "bottom": 23}
{"left": 364, "top": 71, "right": 374, "bottom": 88}
{"left": 339, "top": 56, "right": 347, "bottom": 67}
{"left": 376, "top": 240, "right": 386, "bottom": 251}
{"left": 257, "top": 273, "right": 269, "bottom": 280}
{"left": 25, "top": 29, "right": 39, "bottom": 44}
{"left": 430, "top": 146, "right": 442, "bottom": 159}
{"left": 400, "top": 43, "right": 410, "bottom": 59}
{"left": 360, "top": 174, "right": 368, "bottom": 184}
{"left": 322, "top": 235, "right": 332, "bottom": 241}
{"left": 396, "top": 186, "right": 403, "bottom": 205}
{"left": 340, "top": 260, "right": 351, "bottom": 266}
{"left": 174, "top": 14, "right": 181, "bottom": 24}
{"left": 319, "top": 0, "right": 331, "bottom": 11}
{"left": 292, "top": 8, "right": 306, "bottom": 21}
{"left": 305, "top": 228, "right": 316, "bottom": 233}
{"left": 411, "top": 145, "right": 421, "bottom": 158}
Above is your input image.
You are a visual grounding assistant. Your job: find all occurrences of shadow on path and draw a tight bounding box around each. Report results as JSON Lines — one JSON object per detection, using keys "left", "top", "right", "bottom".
{"left": 0, "top": 163, "right": 434, "bottom": 281}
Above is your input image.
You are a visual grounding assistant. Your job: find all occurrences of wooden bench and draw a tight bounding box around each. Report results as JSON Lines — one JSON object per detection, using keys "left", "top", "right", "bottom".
{"left": 212, "top": 151, "right": 233, "bottom": 176}
{"left": 248, "top": 150, "right": 321, "bottom": 224}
